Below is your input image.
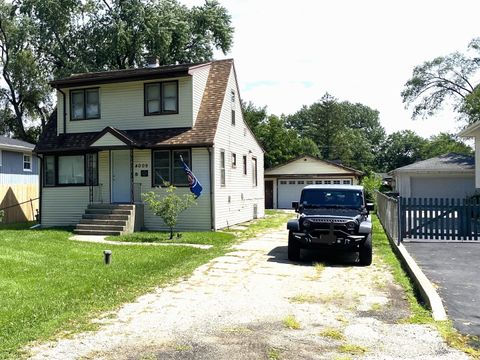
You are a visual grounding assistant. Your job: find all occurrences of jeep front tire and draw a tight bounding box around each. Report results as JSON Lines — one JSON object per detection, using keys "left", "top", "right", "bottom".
{"left": 288, "top": 231, "right": 301, "bottom": 261}
{"left": 359, "top": 234, "right": 372, "bottom": 266}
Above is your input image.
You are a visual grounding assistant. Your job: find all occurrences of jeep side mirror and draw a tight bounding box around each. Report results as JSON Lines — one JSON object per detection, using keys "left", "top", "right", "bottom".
{"left": 292, "top": 201, "right": 299, "bottom": 212}
{"left": 366, "top": 203, "right": 375, "bottom": 212}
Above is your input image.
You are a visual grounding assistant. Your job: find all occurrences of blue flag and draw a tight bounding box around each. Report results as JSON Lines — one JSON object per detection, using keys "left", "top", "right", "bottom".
{"left": 180, "top": 157, "right": 203, "bottom": 198}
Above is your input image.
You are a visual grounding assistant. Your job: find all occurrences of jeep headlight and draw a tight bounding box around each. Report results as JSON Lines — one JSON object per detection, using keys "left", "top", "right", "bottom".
{"left": 346, "top": 221, "right": 356, "bottom": 230}
{"left": 303, "top": 219, "right": 311, "bottom": 228}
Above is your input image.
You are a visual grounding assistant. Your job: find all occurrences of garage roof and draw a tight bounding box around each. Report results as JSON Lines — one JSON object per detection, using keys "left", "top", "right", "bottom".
{"left": 390, "top": 153, "right": 474, "bottom": 174}
{"left": 264, "top": 155, "right": 363, "bottom": 176}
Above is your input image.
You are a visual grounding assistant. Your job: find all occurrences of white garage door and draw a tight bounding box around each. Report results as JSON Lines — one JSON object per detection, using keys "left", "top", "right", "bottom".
{"left": 277, "top": 178, "right": 352, "bottom": 209}
{"left": 410, "top": 176, "right": 475, "bottom": 198}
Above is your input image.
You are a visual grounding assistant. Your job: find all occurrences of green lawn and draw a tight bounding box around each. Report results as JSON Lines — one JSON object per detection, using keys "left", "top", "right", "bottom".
{"left": 0, "top": 212, "right": 290, "bottom": 359}
{"left": 107, "top": 230, "right": 235, "bottom": 245}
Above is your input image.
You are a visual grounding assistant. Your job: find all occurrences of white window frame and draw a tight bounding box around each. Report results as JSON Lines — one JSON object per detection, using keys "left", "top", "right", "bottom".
{"left": 23, "top": 153, "right": 32, "bottom": 172}
{"left": 231, "top": 152, "right": 237, "bottom": 168}
{"left": 220, "top": 150, "right": 226, "bottom": 187}
{"left": 0, "top": 149, "right": 2, "bottom": 167}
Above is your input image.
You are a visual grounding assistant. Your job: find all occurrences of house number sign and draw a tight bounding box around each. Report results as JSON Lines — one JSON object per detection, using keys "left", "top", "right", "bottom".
{"left": 134, "top": 163, "right": 149, "bottom": 177}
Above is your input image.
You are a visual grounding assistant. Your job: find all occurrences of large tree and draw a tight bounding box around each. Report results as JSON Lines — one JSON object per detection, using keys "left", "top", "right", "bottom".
{"left": 402, "top": 38, "right": 480, "bottom": 124}
{"left": 0, "top": 0, "right": 234, "bottom": 140}
{"left": 376, "top": 130, "right": 428, "bottom": 172}
{"left": 422, "top": 132, "right": 473, "bottom": 158}
{"left": 285, "top": 93, "right": 385, "bottom": 172}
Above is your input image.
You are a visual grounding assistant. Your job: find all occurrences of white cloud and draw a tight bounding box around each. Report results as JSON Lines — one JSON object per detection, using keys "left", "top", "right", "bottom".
{"left": 182, "top": 0, "right": 480, "bottom": 137}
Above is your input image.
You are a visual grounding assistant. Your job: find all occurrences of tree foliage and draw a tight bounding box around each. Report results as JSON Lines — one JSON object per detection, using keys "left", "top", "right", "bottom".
{"left": 422, "top": 132, "right": 473, "bottom": 159}
{"left": 142, "top": 185, "right": 197, "bottom": 239}
{"left": 402, "top": 38, "right": 480, "bottom": 124}
{"left": 0, "top": 0, "right": 234, "bottom": 140}
{"left": 285, "top": 93, "right": 385, "bottom": 172}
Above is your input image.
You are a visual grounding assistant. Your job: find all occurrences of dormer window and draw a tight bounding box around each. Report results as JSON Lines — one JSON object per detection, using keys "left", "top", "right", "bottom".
{"left": 71, "top": 88, "right": 100, "bottom": 120}
{"left": 145, "top": 81, "right": 178, "bottom": 115}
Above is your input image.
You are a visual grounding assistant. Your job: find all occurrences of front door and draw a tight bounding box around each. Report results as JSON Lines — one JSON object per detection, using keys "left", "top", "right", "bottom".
{"left": 265, "top": 180, "right": 274, "bottom": 209}
{"left": 111, "top": 150, "right": 131, "bottom": 203}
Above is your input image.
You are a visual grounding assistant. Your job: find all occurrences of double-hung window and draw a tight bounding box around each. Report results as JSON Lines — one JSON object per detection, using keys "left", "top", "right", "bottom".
{"left": 252, "top": 157, "right": 258, "bottom": 187}
{"left": 145, "top": 81, "right": 178, "bottom": 115}
{"left": 23, "top": 154, "right": 32, "bottom": 171}
{"left": 220, "top": 150, "right": 226, "bottom": 187}
{"left": 152, "top": 149, "right": 190, "bottom": 186}
{"left": 71, "top": 88, "right": 100, "bottom": 120}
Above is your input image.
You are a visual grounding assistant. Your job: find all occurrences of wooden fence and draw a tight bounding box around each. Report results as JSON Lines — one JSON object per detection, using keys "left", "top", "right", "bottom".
{"left": 0, "top": 184, "right": 39, "bottom": 224}
{"left": 399, "top": 197, "right": 480, "bottom": 241}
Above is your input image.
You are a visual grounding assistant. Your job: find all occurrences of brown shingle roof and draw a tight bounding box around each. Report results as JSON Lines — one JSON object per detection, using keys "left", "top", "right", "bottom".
{"left": 35, "top": 59, "right": 233, "bottom": 153}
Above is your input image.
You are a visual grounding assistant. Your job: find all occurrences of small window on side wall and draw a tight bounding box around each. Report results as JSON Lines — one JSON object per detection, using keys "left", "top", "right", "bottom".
{"left": 252, "top": 157, "right": 257, "bottom": 187}
{"left": 231, "top": 153, "right": 237, "bottom": 168}
{"left": 44, "top": 156, "right": 55, "bottom": 186}
{"left": 220, "top": 150, "right": 226, "bottom": 187}
{"left": 23, "top": 154, "right": 32, "bottom": 171}
{"left": 243, "top": 155, "right": 247, "bottom": 175}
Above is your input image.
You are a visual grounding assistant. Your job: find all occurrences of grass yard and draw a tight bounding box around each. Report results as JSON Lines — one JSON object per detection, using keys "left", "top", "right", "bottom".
{"left": 0, "top": 210, "right": 291, "bottom": 359}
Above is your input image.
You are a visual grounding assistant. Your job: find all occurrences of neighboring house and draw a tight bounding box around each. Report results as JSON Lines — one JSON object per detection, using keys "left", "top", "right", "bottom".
{"left": 389, "top": 153, "right": 475, "bottom": 198}
{"left": 264, "top": 155, "right": 363, "bottom": 209}
{"left": 0, "top": 136, "right": 39, "bottom": 223}
{"left": 459, "top": 123, "right": 480, "bottom": 189}
{"left": 34, "top": 59, "right": 265, "bottom": 234}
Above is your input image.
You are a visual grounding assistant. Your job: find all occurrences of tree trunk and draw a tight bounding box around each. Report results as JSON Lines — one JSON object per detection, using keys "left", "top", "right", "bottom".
{"left": 169, "top": 227, "right": 174, "bottom": 240}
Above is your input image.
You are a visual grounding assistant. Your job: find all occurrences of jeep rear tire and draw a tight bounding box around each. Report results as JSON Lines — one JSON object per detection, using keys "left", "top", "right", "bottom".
{"left": 359, "top": 234, "right": 372, "bottom": 266}
{"left": 288, "top": 231, "right": 300, "bottom": 261}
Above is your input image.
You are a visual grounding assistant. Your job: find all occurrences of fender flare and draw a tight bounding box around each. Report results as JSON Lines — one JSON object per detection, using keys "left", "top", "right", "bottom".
{"left": 287, "top": 219, "right": 300, "bottom": 231}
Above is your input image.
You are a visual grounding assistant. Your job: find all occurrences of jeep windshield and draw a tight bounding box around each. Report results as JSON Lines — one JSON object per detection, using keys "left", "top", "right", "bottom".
{"left": 300, "top": 189, "right": 364, "bottom": 209}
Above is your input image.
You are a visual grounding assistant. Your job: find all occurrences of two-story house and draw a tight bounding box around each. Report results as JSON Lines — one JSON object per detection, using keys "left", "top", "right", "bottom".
{"left": 34, "top": 59, "right": 265, "bottom": 235}
{"left": 0, "top": 136, "right": 39, "bottom": 223}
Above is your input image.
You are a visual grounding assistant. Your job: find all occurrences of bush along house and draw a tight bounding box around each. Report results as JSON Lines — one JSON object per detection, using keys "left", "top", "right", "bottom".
{"left": 34, "top": 59, "right": 265, "bottom": 235}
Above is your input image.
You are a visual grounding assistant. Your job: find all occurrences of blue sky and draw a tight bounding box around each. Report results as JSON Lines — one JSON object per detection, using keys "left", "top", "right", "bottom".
{"left": 182, "top": 0, "right": 480, "bottom": 137}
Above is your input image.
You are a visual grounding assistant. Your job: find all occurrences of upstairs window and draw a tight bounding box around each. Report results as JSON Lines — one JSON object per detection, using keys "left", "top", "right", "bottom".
{"left": 23, "top": 154, "right": 32, "bottom": 171}
{"left": 145, "top": 81, "right": 178, "bottom": 115}
{"left": 71, "top": 88, "right": 100, "bottom": 120}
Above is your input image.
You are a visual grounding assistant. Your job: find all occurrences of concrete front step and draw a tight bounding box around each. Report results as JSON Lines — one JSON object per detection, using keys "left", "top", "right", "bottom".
{"left": 75, "top": 224, "right": 125, "bottom": 232}
{"left": 79, "top": 219, "right": 127, "bottom": 226}
{"left": 73, "top": 229, "right": 122, "bottom": 236}
{"left": 85, "top": 209, "right": 132, "bottom": 215}
{"left": 88, "top": 203, "right": 135, "bottom": 210}
{"left": 82, "top": 214, "right": 129, "bottom": 220}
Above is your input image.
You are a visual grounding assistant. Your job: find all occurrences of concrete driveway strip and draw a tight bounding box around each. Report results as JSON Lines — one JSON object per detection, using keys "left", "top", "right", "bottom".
{"left": 28, "top": 228, "right": 468, "bottom": 360}
{"left": 404, "top": 242, "right": 480, "bottom": 336}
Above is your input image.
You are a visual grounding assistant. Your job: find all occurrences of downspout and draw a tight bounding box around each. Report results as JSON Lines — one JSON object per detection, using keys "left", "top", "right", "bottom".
{"left": 37, "top": 154, "right": 43, "bottom": 225}
{"left": 208, "top": 146, "right": 215, "bottom": 231}
{"left": 56, "top": 88, "right": 67, "bottom": 134}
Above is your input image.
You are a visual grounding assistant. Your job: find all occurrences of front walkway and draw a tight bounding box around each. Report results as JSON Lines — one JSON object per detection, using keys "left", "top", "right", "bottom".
{"left": 29, "top": 229, "right": 468, "bottom": 359}
{"left": 404, "top": 241, "right": 480, "bottom": 336}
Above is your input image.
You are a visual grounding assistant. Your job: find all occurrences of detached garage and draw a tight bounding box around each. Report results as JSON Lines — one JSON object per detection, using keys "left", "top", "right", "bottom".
{"left": 390, "top": 153, "right": 475, "bottom": 199}
{"left": 264, "top": 155, "right": 363, "bottom": 209}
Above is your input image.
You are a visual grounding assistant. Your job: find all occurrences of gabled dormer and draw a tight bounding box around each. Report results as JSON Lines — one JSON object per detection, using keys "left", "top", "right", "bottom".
{"left": 50, "top": 62, "right": 212, "bottom": 135}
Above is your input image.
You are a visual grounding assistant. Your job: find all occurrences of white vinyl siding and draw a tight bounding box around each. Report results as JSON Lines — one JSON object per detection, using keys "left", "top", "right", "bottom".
{"left": 57, "top": 77, "right": 193, "bottom": 134}
{"left": 91, "top": 133, "right": 127, "bottom": 147}
{"left": 137, "top": 148, "right": 212, "bottom": 231}
{"left": 213, "top": 66, "right": 265, "bottom": 229}
{"left": 42, "top": 187, "right": 90, "bottom": 226}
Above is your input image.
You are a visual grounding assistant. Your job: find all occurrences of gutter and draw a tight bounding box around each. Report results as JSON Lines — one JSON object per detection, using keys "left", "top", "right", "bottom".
{"left": 56, "top": 88, "right": 67, "bottom": 134}
{"left": 208, "top": 146, "right": 215, "bottom": 230}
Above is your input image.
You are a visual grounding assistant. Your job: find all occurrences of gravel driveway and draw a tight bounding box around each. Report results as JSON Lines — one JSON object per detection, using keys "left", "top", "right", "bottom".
{"left": 28, "top": 228, "right": 469, "bottom": 360}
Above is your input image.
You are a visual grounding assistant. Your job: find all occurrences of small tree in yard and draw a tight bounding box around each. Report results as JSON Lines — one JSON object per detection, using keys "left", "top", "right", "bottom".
{"left": 0, "top": 210, "right": 4, "bottom": 223}
{"left": 142, "top": 184, "right": 197, "bottom": 239}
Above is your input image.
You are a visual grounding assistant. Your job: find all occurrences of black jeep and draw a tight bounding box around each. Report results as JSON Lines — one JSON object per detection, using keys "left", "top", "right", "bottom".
{"left": 287, "top": 185, "right": 374, "bottom": 266}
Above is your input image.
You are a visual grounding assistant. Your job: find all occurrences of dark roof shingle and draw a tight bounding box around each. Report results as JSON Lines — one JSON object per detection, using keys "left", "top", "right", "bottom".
{"left": 391, "top": 153, "right": 475, "bottom": 173}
